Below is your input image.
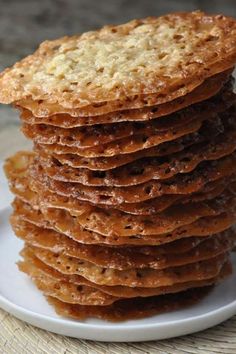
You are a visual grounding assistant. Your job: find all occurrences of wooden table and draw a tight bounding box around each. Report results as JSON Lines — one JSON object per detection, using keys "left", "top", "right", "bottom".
{"left": 0, "top": 125, "right": 236, "bottom": 353}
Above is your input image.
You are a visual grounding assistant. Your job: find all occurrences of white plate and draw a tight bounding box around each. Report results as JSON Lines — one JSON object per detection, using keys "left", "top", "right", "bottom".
{"left": 1, "top": 164, "right": 236, "bottom": 342}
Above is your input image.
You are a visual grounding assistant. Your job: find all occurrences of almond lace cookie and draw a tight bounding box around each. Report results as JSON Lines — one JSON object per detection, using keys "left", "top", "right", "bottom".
{"left": 34, "top": 115, "right": 227, "bottom": 170}
{"left": 5, "top": 150, "right": 230, "bottom": 215}
{"left": 19, "top": 248, "right": 231, "bottom": 299}
{"left": 20, "top": 89, "right": 235, "bottom": 150}
{"left": 17, "top": 72, "right": 235, "bottom": 125}
{"left": 13, "top": 219, "right": 235, "bottom": 271}
{"left": 1, "top": 12, "right": 236, "bottom": 115}
{"left": 12, "top": 198, "right": 236, "bottom": 246}
{"left": 1, "top": 12, "right": 236, "bottom": 321}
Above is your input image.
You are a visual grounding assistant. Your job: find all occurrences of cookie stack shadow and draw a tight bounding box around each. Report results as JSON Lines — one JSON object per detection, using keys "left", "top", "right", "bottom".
{"left": 2, "top": 14, "right": 236, "bottom": 321}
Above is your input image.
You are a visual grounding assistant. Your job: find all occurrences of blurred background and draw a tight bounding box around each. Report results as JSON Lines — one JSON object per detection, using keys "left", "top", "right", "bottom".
{"left": 0, "top": 0, "right": 235, "bottom": 156}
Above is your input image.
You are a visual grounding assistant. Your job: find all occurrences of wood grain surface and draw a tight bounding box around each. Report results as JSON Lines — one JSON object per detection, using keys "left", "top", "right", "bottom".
{"left": 1, "top": 307, "right": 236, "bottom": 353}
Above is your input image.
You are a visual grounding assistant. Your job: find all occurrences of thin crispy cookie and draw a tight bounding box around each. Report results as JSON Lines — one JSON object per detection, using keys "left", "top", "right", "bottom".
{"left": 0, "top": 12, "right": 236, "bottom": 116}
{"left": 17, "top": 72, "right": 234, "bottom": 124}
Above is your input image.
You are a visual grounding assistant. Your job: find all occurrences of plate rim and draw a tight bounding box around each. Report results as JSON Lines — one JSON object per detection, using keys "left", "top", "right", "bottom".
{"left": 1, "top": 286, "right": 236, "bottom": 330}
{"left": 1, "top": 288, "right": 236, "bottom": 341}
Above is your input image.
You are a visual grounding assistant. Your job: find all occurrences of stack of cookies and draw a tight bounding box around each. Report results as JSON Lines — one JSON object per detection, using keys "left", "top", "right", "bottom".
{"left": 1, "top": 12, "right": 236, "bottom": 321}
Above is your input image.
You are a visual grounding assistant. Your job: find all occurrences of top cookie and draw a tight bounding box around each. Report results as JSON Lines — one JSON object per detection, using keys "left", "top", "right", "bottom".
{"left": 0, "top": 11, "right": 236, "bottom": 115}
